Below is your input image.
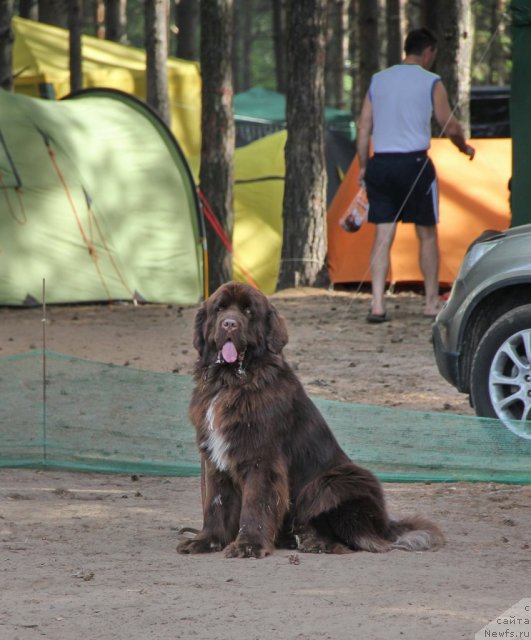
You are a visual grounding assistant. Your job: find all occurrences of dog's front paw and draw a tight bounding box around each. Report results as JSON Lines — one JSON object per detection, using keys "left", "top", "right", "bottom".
{"left": 224, "top": 539, "right": 271, "bottom": 559}
{"left": 177, "top": 537, "right": 224, "bottom": 554}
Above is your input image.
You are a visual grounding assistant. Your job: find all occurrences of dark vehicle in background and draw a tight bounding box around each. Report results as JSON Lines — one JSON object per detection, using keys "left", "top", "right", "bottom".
{"left": 432, "top": 225, "right": 531, "bottom": 440}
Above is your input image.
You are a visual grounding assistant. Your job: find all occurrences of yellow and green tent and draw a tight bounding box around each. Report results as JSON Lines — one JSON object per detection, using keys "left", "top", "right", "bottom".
{"left": 0, "top": 88, "right": 204, "bottom": 305}
{"left": 12, "top": 16, "right": 201, "bottom": 160}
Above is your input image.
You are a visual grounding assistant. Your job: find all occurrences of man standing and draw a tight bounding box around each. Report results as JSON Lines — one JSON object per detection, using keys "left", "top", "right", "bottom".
{"left": 356, "top": 28, "right": 475, "bottom": 323}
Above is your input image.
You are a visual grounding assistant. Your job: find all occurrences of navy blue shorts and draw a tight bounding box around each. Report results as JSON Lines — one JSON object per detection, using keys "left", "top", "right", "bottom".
{"left": 364, "top": 151, "right": 439, "bottom": 225}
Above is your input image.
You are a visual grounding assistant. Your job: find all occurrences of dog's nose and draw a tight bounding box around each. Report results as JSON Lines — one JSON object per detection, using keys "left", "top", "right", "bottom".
{"left": 222, "top": 318, "right": 238, "bottom": 332}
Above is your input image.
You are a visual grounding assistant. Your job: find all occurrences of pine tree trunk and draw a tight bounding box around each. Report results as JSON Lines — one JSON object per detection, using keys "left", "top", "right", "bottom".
{"left": 277, "top": 0, "right": 327, "bottom": 290}
{"left": 386, "top": 0, "right": 405, "bottom": 66}
{"left": 349, "top": 0, "right": 361, "bottom": 116}
{"left": 68, "top": 0, "right": 83, "bottom": 93}
{"left": 0, "top": 0, "right": 14, "bottom": 91}
{"left": 435, "top": 0, "right": 474, "bottom": 137}
{"left": 325, "top": 0, "right": 347, "bottom": 110}
{"left": 175, "top": 0, "right": 198, "bottom": 59}
{"left": 145, "top": 0, "right": 171, "bottom": 127}
{"left": 358, "top": 0, "right": 379, "bottom": 100}
{"left": 105, "top": 0, "right": 128, "bottom": 43}
{"left": 200, "top": 0, "right": 235, "bottom": 293}
{"left": 421, "top": 0, "right": 438, "bottom": 34}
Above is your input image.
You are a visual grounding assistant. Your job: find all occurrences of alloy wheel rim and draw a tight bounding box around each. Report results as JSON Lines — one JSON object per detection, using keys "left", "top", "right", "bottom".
{"left": 488, "top": 328, "right": 531, "bottom": 439}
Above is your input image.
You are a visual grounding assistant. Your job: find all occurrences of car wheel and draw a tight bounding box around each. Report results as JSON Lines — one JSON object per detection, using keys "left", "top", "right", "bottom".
{"left": 470, "top": 304, "right": 531, "bottom": 439}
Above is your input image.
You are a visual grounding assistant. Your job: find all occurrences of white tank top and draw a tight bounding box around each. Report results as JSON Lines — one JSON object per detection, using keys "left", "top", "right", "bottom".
{"left": 369, "top": 64, "right": 440, "bottom": 153}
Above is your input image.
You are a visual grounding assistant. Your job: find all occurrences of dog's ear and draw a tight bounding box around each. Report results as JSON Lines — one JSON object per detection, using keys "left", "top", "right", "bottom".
{"left": 266, "top": 304, "right": 288, "bottom": 354}
{"left": 192, "top": 304, "right": 208, "bottom": 355}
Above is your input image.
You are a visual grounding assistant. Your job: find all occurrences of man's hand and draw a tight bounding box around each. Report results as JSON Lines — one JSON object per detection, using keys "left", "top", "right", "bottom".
{"left": 463, "top": 144, "right": 475, "bottom": 161}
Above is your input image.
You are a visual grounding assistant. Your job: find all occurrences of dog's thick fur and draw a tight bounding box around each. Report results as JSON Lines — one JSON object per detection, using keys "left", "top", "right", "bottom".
{"left": 177, "top": 282, "right": 444, "bottom": 558}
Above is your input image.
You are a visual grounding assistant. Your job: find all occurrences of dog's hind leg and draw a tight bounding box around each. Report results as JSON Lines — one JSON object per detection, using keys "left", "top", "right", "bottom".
{"left": 295, "top": 516, "right": 353, "bottom": 554}
{"left": 324, "top": 498, "right": 393, "bottom": 553}
{"left": 295, "top": 462, "right": 393, "bottom": 553}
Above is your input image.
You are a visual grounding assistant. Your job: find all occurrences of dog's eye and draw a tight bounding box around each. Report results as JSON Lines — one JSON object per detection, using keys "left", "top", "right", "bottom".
{"left": 244, "top": 307, "right": 252, "bottom": 317}
{"left": 215, "top": 304, "right": 224, "bottom": 313}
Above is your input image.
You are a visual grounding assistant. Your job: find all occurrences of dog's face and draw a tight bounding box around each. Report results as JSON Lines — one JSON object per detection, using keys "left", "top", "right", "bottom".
{"left": 193, "top": 282, "right": 288, "bottom": 366}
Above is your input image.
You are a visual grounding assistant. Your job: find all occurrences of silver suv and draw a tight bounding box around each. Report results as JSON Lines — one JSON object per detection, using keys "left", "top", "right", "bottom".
{"left": 432, "top": 224, "right": 531, "bottom": 439}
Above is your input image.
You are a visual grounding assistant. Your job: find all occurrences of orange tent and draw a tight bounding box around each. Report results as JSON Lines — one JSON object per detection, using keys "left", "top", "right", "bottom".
{"left": 327, "top": 138, "right": 511, "bottom": 287}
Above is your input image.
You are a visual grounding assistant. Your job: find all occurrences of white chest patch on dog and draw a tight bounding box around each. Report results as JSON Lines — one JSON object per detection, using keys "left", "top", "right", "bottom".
{"left": 204, "top": 395, "right": 230, "bottom": 471}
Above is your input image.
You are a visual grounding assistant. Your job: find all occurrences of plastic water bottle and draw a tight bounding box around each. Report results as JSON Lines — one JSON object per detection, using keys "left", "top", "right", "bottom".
{"left": 339, "top": 186, "right": 369, "bottom": 233}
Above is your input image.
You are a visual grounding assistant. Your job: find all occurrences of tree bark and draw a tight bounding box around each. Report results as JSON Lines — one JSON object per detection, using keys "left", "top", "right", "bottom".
{"left": 0, "top": 0, "right": 13, "bottom": 92}
{"left": 358, "top": 0, "right": 379, "bottom": 101}
{"left": 272, "top": 0, "right": 286, "bottom": 93}
{"left": 145, "top": 0, "right": 171, "bottom": 127}
{"left": 175, "top": 0, "right": 198, "bottom": 59}
{"left": 348, "top": 0, "right": 361, "bottom": 116}
{"left": 231, "top": 0, "right": 252, "bottom": 93}
{"left": 435, "top": 0, "right": 474, "bottom": 137}
{"left": 68, "top": 0, "right": 83, "bottom": 93}
{"left": 200, "top": 0, "right": 235, "bottom": 292}
{"left": 386, "top": 0, "right": 405, "bottom": 66}
{"left": 105, "top": 0, "right": 128, "bottom": 43}
{"left": 38, "top": 0, "right": 69, "bottom": 27}
{"left": 325, "top": 0, "right": 347, "bottom": 109}
{"left": 277, "top": 0, "right": 327, "bottom": 290}
{"left": 421, "top": 0, "right": 438, "bottom": 34}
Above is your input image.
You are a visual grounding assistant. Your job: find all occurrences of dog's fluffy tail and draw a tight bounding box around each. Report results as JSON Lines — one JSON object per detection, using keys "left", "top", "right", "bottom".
{"left": 387, "top": 515, "right": 445, "bottom": 551}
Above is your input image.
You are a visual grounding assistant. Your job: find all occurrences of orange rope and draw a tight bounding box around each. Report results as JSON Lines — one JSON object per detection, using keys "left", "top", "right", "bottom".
{"left": 46, "top": 146, "right": 95, "bottom": 253}
{"left": 197, "top": 188, "right": 259, "bottom": 290}
{"left": 84, "top": 190, "right": 135, "bottom": 299}
{"left": 44, "top": 142, "right": 132, "bottom": 301}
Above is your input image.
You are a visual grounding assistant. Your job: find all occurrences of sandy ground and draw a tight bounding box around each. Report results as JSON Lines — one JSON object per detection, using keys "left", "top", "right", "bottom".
{"left": 0, "top": 288, "right": 530, "bottom": 640}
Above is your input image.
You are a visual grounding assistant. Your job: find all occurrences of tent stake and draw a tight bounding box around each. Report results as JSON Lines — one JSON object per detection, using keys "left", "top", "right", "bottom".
{"left": 42, "top": 278, "right": 47, "bottom": 463}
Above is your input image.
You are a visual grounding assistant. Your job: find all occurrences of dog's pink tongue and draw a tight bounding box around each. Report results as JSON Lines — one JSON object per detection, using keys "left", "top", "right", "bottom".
{"left": 222, "top": 341, "right": 238, "bottom": 363}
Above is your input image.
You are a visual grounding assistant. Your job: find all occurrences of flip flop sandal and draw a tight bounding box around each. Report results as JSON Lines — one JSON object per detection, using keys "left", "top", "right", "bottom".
{"left": 366, "top": 311, "right": 390, "bottom": 324}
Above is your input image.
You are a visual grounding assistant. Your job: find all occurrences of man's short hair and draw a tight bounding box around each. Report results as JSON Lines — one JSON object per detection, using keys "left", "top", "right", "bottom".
{"left": 404, "top": 28, "right": 438, "bottom": 55}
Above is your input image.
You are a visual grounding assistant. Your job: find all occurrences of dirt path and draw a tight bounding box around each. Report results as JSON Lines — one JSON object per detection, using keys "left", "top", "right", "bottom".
{"left": 1, "top": 289, "right": 529, "bottom": 640}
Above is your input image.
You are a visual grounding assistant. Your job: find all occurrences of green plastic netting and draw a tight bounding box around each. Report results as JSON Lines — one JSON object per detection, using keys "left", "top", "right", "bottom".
{"left": 1, "top": 351, "right": 530, "bottom": 483}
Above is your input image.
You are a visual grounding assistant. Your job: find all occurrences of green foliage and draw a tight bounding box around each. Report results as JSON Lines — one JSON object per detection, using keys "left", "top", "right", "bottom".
{"left": 14, "top": 0, "right": 512, "bottom": 93}
{"left": 472, "top": 0, "right": 512, "bottom": 86}
{"left": 126, "top": 0, "right": 144, "bottom": 48}
{"left": 233, "top": 0, "right": 276, "bottom": 91}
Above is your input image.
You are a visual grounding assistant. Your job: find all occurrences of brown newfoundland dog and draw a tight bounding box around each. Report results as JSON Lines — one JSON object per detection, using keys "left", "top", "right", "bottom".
{"left": 177, "top": 282, "right": 443, "bottom": 559}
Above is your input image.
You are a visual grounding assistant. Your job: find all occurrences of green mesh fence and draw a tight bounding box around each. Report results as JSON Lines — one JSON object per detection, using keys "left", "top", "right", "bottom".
{"left": 1, "top": 351, "right": 530, "bottom": 483}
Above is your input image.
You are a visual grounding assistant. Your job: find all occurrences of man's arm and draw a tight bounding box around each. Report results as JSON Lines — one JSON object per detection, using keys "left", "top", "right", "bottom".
{"left": 356, "top": 93, "right": 373, "bottom": 182}
{"left": 433, "top": 81, "right": 475, "bottom": 160}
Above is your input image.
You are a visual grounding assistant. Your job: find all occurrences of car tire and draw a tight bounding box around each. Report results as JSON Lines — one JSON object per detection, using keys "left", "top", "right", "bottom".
{"left": 470, "top": 303, "right": 531, "bottom": 439}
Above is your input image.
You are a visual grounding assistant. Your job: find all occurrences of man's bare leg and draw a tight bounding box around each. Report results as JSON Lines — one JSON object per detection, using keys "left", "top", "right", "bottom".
{"left": 416, "top": 224, "right": 440, "bottom": 316}
{"left": 370, "top": 223, "right": 397, "bottom": 316}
